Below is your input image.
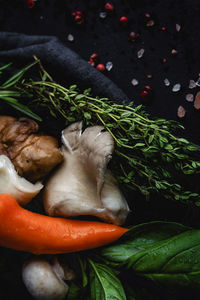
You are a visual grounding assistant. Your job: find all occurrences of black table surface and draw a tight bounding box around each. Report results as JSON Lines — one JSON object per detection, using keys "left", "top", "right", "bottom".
{"left": 1, "top": 1, "right": 200, "bottom": 299}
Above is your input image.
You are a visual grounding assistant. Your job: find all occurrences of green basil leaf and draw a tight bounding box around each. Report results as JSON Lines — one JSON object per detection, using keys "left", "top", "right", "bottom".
{"left": 88, "top": 260, "right": 126, "bottom": 300}
{"left": 127, "top": 229, "right": 200, "bottom": 291}
{"left": 101, "top": 221, "right": 190, "bottom": 264}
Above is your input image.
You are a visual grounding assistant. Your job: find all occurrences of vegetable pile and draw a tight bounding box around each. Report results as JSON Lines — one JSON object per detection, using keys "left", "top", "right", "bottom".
{"left": 0, "top": 61, "right": 200, "bottom": 299}
{"left": 3, "top": 61, "right": 200, "bottom": 205}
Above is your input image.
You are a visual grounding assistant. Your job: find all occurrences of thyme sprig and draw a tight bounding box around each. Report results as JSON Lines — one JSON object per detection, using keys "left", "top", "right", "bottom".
{"left": 15, "top": 72, "right": 200, "bottom": 206}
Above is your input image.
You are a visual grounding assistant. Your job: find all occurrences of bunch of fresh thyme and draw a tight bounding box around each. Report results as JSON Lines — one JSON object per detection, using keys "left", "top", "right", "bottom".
{"left": 1, "top": 61, "right": 200, "bottom": 205}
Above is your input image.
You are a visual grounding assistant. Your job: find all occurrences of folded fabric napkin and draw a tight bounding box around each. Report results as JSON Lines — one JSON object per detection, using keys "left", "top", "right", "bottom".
{"left": 0, "top": 31, "right": 129, "bottom": 103}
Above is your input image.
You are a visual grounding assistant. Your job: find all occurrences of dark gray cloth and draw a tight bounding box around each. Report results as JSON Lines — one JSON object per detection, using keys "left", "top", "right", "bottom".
{"left": 0, "top": 31, "right": 129, "bottom": 103}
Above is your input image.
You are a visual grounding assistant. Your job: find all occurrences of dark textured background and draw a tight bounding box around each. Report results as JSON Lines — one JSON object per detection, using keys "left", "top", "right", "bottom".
{"left": 0, "top": 0, "right": 200, "bottom": 299}
{"left": 1, "top": 0, "right": 200, "bottom": 142}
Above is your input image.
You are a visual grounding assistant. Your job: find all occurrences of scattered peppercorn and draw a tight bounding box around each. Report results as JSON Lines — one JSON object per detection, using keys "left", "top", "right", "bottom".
{"left": 145, "top": 13, "right": 151, "bottom": 18}
{"left": 72, "top": 11, "right": 84, "bottom": 25}
{"left": 96, "top": 64, "right": 106, "bottom": 72}
{"left": 27, "top": 0, "right": 35, "bottom": 8}
{"left": 88, "top": 61, "right": 95, "bottom": 67}
{"left": 140, "top": 90, "right": 149, "bottom": 103}
{"left": 90, "top": 53, "right": 99, "bottom": 62}
{"left": 141, "top": 85, "right": 153, "bottom": 103}
{"left": 144, "top": 85, "right": 153, "bottom": 92}
{"left": 105, "top": 3, "right": 114, "bottom": 12}
{"left": 120, "top": 16, "right": 128, "bottom": 25}
{"left": 72, "top": 11, "right": 83, "bottom": 17}
{"left": 129, "top": 32, "right": 139, "bottom": 41}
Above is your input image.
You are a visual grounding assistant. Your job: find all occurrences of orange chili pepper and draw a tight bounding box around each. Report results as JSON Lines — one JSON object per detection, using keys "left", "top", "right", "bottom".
{"left": 0, "top": 194, "right": 128, "bottom": 255}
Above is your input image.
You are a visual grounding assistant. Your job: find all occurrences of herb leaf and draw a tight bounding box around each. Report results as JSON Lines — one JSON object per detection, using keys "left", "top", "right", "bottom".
{"left": 100, "top": 221, "right": 200, "bottom": 292}
{"left": 3, "top": 60, "right": 200, "bottom": 205}
{"left": 88, "top": 259, "right": 126, "bottom": 300}
{"left": 101, "top": 221, "right": 190, "bottom": 265}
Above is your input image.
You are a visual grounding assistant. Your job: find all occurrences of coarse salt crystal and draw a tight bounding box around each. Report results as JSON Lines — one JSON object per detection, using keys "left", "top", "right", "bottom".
{"left": 67, "top": 34, "right": 74, "bottom": 42}
{"left": 131, "top": 78, "right": 139, "bottom": 86}
{"left": 196, "top": 77, "right": 200, "bottom": 87}
{"left": 177, "top": 105, "right": 186, "bottom": 118}
{"left": 164, "top": 78, "right": 170, "bottom": 86}
{"left": 99, "top": 12, "right": 107, "bottom": 19}
{"left": 185, "top": 94, "right": 194, "bottom": 102}
{"left": 189, "top": 80, "right": 196, "bottom": 89}
{"left": 176, "top": 23, "right": 181, "bottom": 32}
{"left": 137, "top": 48, "right": 145, "bottom": 58}
{"left": 172, "top": 83, "right": 181, "bottom": 92}
{"left": 106, "top": 61, "right": 113, "bottom": 71}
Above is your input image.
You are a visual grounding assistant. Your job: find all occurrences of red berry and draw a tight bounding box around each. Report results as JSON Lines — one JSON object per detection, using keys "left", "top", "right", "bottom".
{"left": 88, "top": 61, "right": 95, "bottom": 67}
{"left": 144, "top": 85, "right": 152, "bottom": 92}
{"left": 145, "top": 13, "right": 151, "bottom": 18}
{"left": 141, "top": 86, "right": 153, "bottom": 103}
{"left": 27, "top": 0, "right": 35, "bottom": 8}
{"left": 129, "top": 32, "right": 139, "bottom": 41}
{"left": 72, "top": 10, "right": 83, "bottom": 17}
{"left": 162, "top": 58, "right": 167, "bottom": 63}
{"left": 105, "top": 3, "right": 114, "bottom": 12}
{"left": 140, "top": 90, "right": 150, "bottom": 103}
{"left": 74, "top": 15, "right": 84, "bottom": 24}
{"left": 161, "top": 26, "right": 166, "bottom": 31}
{"left": 120, "top": 16, "right": 128, "bottom": 24}
{"left": 96, "top": 64, "right": 105, "bottom": 72}
{"left": 90, "top": 53, "right": 99, "bottom": 61}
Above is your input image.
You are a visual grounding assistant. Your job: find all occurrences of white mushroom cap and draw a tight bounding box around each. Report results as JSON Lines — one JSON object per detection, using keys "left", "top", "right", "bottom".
{"left": 0, "top": 155, "right": 43, "bottom": 205}
{"left": 22, "top": 257, "right": 69, "bottom": 300}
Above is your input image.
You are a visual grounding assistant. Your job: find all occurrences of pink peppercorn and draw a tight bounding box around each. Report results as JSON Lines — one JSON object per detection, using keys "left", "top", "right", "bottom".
{"left": 105, "top": 3, "right": 114, "bottom": 12}
{"left": 96, "top": 64, "right": 105, "bottom": 72}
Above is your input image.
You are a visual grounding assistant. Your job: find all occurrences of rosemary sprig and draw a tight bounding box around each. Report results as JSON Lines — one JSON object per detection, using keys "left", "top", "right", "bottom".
{"left": 0, "top": 61, "right": 42, "bottom": 121}
{"left": 14, "top": 70, "right": 200, "bottom": 206}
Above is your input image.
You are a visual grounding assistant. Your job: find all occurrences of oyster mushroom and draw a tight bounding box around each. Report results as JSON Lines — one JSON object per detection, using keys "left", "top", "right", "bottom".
{"left": 0, "top": 155, "right": 43, "bottom": 205}
{"left": 43, "top": 122, "right": 129, "bottom": 225}
{"left": 22, "top": 257, "right": 69, "bottom": 300}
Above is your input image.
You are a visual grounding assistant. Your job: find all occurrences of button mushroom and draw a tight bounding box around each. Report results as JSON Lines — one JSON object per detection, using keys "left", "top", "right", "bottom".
{"left": 43, "top": 122, "right": 130, "bottom": 225}
{"left": 0, "top": 116, "right": 63, "bottom": 182}
{"left": 22, "top": 257, "right": 69, "bottom": 300}
{"left": 0, "top": 155, "right": 43, "bottom": 205}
